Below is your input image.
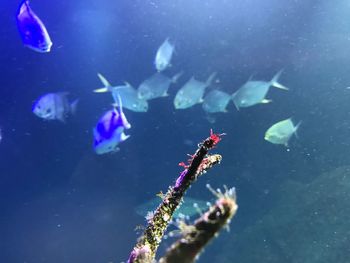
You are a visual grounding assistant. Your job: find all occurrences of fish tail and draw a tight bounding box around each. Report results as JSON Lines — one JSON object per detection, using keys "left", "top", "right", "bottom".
{"left": 120, "top": 132, "right": 130, "bottom": 142}
{"left": 171, "top": 71, "right": 183, "bottom": 83}
{"left": 97, "top": 73, "right": 112, "bottom": 87}
{"left": 294, "top": 121, "right": 302, "bottom": 139}
{"left": 123, "top": 81, "right": 133, "bottom": 88}
{"left": 205, "top": 72, "right": 217, "bottom": 86}
{"left": 271, "top": 69, "right": 288, "bottom": 90}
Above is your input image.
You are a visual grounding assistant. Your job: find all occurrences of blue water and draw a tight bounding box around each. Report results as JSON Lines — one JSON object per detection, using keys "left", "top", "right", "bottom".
{"left": 1, "top": 0, "right": 350, "bottom": 262}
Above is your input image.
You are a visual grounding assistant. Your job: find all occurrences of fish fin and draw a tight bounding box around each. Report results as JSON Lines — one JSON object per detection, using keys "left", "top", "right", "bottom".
{"left": 270, "top": 69, "right": 289, "bottom": 90}
{"left": 97, "top": 73, "right": 112, "bottom": 87}
{"left": 248, "top": 73, "right": 255, "bottom": 81}
{"left": 70, "top": 99, "right": 79, "bottom": 115}
{"left": 124, "top": 81, "right": 133, "bottom": 88}
{"left": 17, "top": 0, "right": 29, "bottom": 16}
{"left": 171, "top": 71, "right": 183, "bottom": 83}
{"left": 57, "top": 115, "right": 66, "bottom": 123}
{"left": 120, "top": 133, "right": 130, "bottom": 142}
{"left": 115, "top": 94, "right": 123, "bottom": 112}
{"left": 261, "top": 99, "right": 272, "bottom": 104}
{"left": 93, "top": 87, "right": 109, "bottom": 93}
{"left": 111, "top": 102, "right": 119, "bottom": 108}
{"left": 205, "top": 72, "right": 217, "bottom": 86}
{"left": 115, "top": 95, "right": 132, "bottom": 129}
{"left": 165, "top": 37, "right": 175, "bottom": 49}
{"left": 294, "top": 121, "right": 302, "bottom": 139}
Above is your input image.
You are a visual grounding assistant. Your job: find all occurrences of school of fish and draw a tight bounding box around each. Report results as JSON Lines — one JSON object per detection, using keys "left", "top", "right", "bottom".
{"left": 13, "top": 1, "right": 302, "bottom": 154}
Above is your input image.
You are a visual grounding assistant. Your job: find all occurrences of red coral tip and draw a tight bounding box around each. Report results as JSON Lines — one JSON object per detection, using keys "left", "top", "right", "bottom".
{"left": 179, "top": 162, "right": 187, "bottom": 168}
{"left": 209, "top": 129, "right": 225, "bottom": 146}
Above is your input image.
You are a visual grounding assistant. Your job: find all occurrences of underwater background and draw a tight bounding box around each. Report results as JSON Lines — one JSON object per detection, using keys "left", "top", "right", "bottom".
{"left": 1, "top": 0, "right": 350, "bottom": 262}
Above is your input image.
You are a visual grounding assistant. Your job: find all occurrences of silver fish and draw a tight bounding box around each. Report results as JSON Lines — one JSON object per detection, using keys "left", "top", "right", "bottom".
{"left": 264, "top": 118, "right": 301, "bottom": 147}
{"left": 93, "top": 96, "right": 131, "bottom": 155}
{"left": 137, "top": 72, "right": 182, "bottom": 100}
{"left": 111, "top": 84, "right": 149, "bottom": 112}
{"left": 174, "top": 72, "right": 216, "bottom": 109}
{"left": 32, "top": 92, "right": 78, "bottom": 122}
{"left": 232, "top": 70, "right": 288, "bottom": 110}
{"left": 93, "top": 72, "right": 126, "bottom": 93}
{"left": 94, "top": 73, "right": 148, "bottom": 112}
{"left": 16, "top": 0, "right": 52, "bottom": 53}
{"left": 155, "top": 38, "right": 174, "bottom": 72}
{"left": 202, "top": 89, "right": 231, "bottom": 113}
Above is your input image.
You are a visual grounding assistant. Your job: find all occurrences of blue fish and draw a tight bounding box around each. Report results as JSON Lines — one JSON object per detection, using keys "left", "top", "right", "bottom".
{"left": 16, "top": 0, "right": 52, "bottom": 53}
{"left": 93, "top": 96, "right": 131, "bottom": 155}
{"left": 32, "top": 92, "right": 78, "bottom": 122}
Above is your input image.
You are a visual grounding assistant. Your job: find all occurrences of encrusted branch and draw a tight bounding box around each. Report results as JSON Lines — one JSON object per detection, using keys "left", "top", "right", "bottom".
{"left": 127, "top": 131, "right": 224, "bottom": 263}
{"left": 158, "top": 186, "right": 238, "bottom": 263}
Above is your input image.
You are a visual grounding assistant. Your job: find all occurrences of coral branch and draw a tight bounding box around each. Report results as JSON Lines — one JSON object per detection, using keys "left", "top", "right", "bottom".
{"left": 159, "top": 186, "right": 238, "bottom": 263}
{"left": 127, "top": 132, "right": 224, "bottom": 263}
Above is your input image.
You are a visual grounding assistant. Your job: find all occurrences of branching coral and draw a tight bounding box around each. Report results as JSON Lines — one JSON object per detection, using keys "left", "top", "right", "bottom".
{"left": 127, "top": 131, "right": 236, "bottom": 263}
{"left": 159, "top": 185, "right": 238, "bottom": 263}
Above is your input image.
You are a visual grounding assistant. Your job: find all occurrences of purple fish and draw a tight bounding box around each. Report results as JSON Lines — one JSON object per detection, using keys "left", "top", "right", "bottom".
{"left": 93, "top": 96, "right": 131, "bottom": 155}
{"left": 16, "top": 0, "right": 52, "bottom": 53}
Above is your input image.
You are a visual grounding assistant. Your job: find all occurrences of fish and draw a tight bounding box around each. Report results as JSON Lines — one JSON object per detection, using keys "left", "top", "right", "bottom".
{"left": 94, "top": 73, "right": 148, "bottom": 112}
{"left": 264, "top": 118, "right": 301, "bottom": 146}
{"left": 202, "top": 89, "right": 232, "bottom": 113}
{"left": 32, "top": 92, "right": 78, "bottom": 122}
{"left": 94, "top": 73, "right": 113, "bottom": 92}
{"left": 93, "top": 96, "right": 131, "bottom": 155}
{"left": 155, "top": 38, "right": 175, "bottom": 72}
{"left": 0, "top": 127, "right": 2, "bottom": 144}
{"left": 93, "top": 73, "right": 125, "bottom": 93}
{"left": 111, "top": 84, "right": 149, "bottom": 112}
{"left": 137, "top": 71, "right": 183, "bottom": 100}
{"left": 232, "top": 70, "right": 288, "bottom": 110}
{"left": 135, "top": 196, "right": 209, "bottom": 219}
{"left": 16, "top": 0, "right": 52, "bottom": 53}
{"left": 174, "top": 72, "right": 217, "bottom": 109}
